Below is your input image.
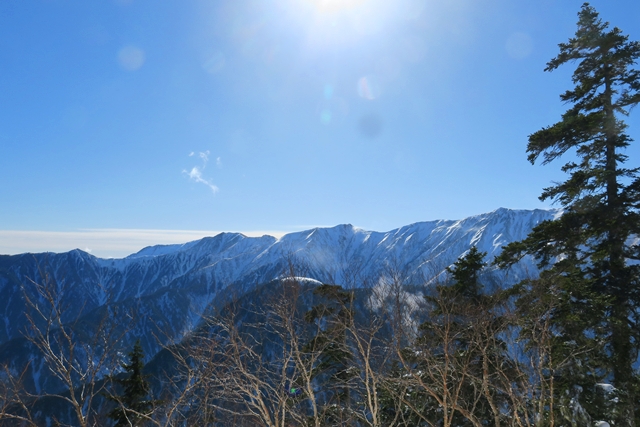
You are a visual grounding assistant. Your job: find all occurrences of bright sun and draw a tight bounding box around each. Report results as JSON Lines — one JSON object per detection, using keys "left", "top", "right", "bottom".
{"left": 285, "top": 0, "right": 387, "bottom": 49}
{"left": 311, "top": 0, "right": 368, "bottom": 14}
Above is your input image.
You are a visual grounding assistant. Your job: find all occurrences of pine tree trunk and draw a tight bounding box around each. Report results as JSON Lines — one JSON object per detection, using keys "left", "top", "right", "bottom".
{"left": 604, "top": 71, "right": 635, "bottom": 427}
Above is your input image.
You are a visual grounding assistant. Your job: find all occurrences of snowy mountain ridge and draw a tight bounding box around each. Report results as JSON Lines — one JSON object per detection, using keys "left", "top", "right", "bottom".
{"left": 0, "top": 207, "right": 557, "bottom": 393}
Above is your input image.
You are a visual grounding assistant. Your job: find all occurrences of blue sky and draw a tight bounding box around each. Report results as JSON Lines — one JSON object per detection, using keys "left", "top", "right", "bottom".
{"left": 2, "top": 0, "right": 640, "bottom": 257}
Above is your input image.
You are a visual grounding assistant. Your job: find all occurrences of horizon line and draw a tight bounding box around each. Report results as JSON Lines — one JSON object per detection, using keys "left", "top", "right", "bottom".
{"left": 0, "top": 228, "right": 290, "bottom": 259}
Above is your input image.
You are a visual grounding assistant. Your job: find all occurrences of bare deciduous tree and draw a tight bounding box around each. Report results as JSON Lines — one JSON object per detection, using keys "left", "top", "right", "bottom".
{"left": 21, "top": 274, "right": 133, "bottom": 427}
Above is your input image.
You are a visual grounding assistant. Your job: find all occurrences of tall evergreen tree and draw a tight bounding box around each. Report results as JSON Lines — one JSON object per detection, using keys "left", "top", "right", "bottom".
{"left": 108, "top": 340, "right": 153, "bottom": 426}
{"left": 498, "top": 3, "right": 640, "bottom": 425}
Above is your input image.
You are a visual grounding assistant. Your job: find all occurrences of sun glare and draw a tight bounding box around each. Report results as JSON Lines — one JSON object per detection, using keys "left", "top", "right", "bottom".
{"left": 289, "top": 0, "right": 388, "bottom": 49}
{"left": 311, "top": 0, "right": 367, "bottom": 14}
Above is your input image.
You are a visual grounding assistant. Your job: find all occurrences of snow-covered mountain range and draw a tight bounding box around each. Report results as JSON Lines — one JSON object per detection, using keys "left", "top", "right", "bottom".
{"left": 0, "top": 207, "right": 556, "bottom": 392}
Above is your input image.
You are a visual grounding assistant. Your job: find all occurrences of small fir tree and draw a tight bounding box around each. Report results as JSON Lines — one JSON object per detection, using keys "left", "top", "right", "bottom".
{"left": 446, "top": 245, "right": 486, "bottom": 302}
{"left": 304, "top": 284, "right": 355, "bottom": 425}
{"left": 390, "top": 248, "right": 512, "bottom": 426}
{"left": 426, "top": 248, "right": 510, "bottom": 425}
{"left": 108, "top": 340, "right": 153, "bottom": 426}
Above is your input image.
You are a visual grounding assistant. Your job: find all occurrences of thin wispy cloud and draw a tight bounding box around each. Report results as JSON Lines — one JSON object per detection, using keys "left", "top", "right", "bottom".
{"left": 184, "top": 150, "right": 219, "bottom": 193}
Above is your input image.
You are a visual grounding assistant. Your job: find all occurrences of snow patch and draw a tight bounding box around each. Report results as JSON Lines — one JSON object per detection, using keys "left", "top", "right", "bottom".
{"left": 280, "top": 276, "right": 323, "bottom": 286}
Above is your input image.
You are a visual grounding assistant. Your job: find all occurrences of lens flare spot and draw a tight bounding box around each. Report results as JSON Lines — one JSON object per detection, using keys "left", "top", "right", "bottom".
{"left": 358, "top": 113, "right": 382, "bottom": 138}
{"left": 203, "top": 51, "right": 226, "bottom": 73}
{"left": 357, "top": 75, "right": 380, "bottom": 100}
{"left": 118, "top": 45, "right": 145, "bottom": 71}
{"left": 321, "top": 109, "right": 332, "bottom": 124}
{"left": 506, "top": 32, "right": 533, "bottom": 59}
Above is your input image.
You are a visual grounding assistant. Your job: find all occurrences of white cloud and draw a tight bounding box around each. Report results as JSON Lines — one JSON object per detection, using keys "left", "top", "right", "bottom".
{"left": 184, "top": 151, "right": 218, "bottom": 193}
{"left": 216, "top": 157, "right": 222, "bottom": 167}
{"left": 186, "top": 166, "right": 219, "bottom": 193}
